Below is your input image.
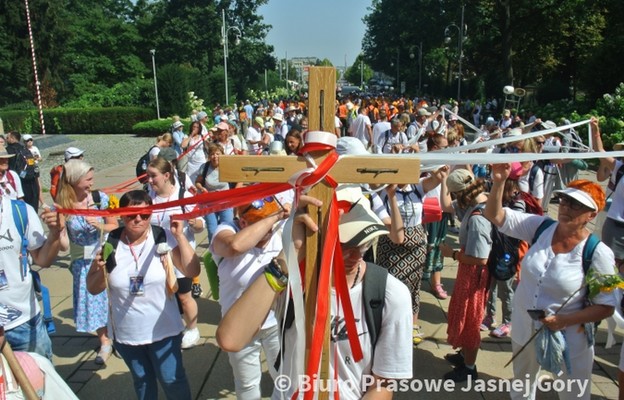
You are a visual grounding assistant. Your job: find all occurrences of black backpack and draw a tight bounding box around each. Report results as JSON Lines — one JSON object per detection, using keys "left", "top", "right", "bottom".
{"left": 11, "top": 146, "right": 39, "bottom": 181}
{"left": 471, "top": 207, "right": 520, "bottom": 281}
{"left": 136, "top": 146, "right": 158, "bottom": 184}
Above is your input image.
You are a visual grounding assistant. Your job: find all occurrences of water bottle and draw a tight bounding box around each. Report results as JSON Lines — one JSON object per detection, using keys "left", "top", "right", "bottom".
{"left": 141, "top": 159, "right": 147, "bottom": 171}
{"left": 203, "top": 251, "right": 220, "bottom": 301}
{"left": 496, "top": 253, "right": 512, "bottom": 278}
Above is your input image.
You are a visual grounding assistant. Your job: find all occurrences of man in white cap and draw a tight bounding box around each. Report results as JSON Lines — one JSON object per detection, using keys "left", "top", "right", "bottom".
{"left": 217, "top": 195, "right": 413, "bottom": 399}
{"left": 272, "top": 114, "right": 287, "bottom": 142}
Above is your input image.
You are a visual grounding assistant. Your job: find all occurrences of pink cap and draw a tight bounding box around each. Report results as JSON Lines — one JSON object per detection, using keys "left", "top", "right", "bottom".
{"left": 509, "top": 162, "right": 524, "bottom": 180}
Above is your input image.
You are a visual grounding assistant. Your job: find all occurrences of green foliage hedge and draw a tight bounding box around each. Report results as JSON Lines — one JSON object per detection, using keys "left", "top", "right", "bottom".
{"left": 0, "top": 107, "right": 154, "bottom": 135}
{"left": 132, "top": 118, "right": 185, "bottom": 136}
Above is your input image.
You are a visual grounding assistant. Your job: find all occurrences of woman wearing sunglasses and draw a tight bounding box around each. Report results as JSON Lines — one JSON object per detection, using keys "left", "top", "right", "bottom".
{"left": 483, "top": 163, "right": 615, "bottom": 400}
{"left": 210, "top": 192, "right": 292, "bottom": 399}
{"left": 56, "top": 159, "right": 118, "bottom": 364}
{"left": 87, "top": 190, "right": 199, "bottom": 400}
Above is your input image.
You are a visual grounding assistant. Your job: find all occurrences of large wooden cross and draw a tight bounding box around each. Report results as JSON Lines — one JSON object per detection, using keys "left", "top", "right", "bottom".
{"left": 220, "top": 67, "right": 419, "bottom": 397}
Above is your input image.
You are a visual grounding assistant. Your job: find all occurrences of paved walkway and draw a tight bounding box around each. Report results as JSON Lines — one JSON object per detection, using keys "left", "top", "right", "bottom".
{"left": 36, "top": 159, "right": 621, "bottom": 399}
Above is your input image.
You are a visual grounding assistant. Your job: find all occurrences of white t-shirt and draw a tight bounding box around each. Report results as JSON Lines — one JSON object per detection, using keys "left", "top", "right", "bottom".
{"left": 187, "top": 137, "right": 207, "bottom": 165}
{"left": 499, "top": 209, "right": 617, "bottom": 344}
{"left": 150, "top": 189, "right": 198, "bottom": 277}
{"left": 0, "top": 196, "right": 46, "bottom": 329}
{"left": 107, "top": 228, "right": 184, "bottom": 345}
{"left": 349, "top": 114, "right": 372, "bottom": 147}
{"left": 372, "top": 129, "right": 408, "bottom": 154}
{"left": 246, "top": 126, "right": 262, "bottom": 154}
{"left": 273, "top": 272, "right": 413, "bottom": 400}
{"left": 372, "top": 121, "right": 391, "bottom": 145}
{"left": 518, "top": 163, "right": 544, "bottom": 199}
{"left": 607, "top": 160, "right": 624, "bottom": 222}
{"left": 148, "top": 146, "right": 161, "bottom": 160}
{"left": 0, "top": 171, "right": 24, "bottom": 199}
{"left": 373, "top": 184, "right": 425, "bottom": 227}
{"left": 210, "top": 223, "right": 282, "bottom": 329}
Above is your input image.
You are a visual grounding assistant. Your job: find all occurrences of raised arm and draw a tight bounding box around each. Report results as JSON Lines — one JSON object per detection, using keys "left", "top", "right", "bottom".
{"left": 591, "top": 117, "right": 616, "bottom": 182}
{"left": 421, "top": 165, "right": 449, "bottom": 194}
{"left": 439, "top": 169, "right": 454, "bottom": 214}
{"left": 483, "top": 163, "right": 510, "bottom": 228}
{"left": 383, "top": 185, "right": 405, "bottom": 245}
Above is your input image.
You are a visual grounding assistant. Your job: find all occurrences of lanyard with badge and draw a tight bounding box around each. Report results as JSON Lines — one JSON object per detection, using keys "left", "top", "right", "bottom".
{"left": 126, "top": 235, "right": 147, "bottom": 296}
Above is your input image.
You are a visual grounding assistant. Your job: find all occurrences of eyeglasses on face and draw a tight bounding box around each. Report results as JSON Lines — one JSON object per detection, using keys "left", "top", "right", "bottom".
{"left": 241, "top": 196, "right": 275, "bottom": 215}
{"left": 557, "top": 194, "right": 588, "bottom": 211}
{"left": 123, "top": 213, "right": 151, "bottom": 221}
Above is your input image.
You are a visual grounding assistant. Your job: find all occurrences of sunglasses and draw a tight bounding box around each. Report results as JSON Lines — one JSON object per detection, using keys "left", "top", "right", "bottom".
{"left": 123, "top": 213, "right": 151, "bottom": 221}
{"left": 535, "top": 141, "right": 545, "bottom": 145}
{"left": 25, "top": 139, "right": 33, "bottom": 142}
{"left": 241, "top": 196, "right": 276, "bottom": 216}
{"left": 557, "top": 194, "right": 588, "bottom": 211}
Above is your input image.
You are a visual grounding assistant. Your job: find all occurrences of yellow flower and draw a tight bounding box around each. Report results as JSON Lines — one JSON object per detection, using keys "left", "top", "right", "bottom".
{"left": 108, "top": 195, "right": 120, "bottom": 210}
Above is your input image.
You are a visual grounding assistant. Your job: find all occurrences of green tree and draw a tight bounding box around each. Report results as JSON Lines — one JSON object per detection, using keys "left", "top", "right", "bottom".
{"left": 58, "top": 0, "right": 145, "bottom": 103}
{"left": 344, "top": 55, "right": 373, "bottom": 87}
{"left": 0, "top": 0, "right": 68, "bottom": 106}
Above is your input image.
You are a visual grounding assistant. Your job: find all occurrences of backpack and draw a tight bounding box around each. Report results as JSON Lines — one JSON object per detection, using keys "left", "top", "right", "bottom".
{"left": 276, "top": 261, "right": 388, "bottom": 370}
{"left": 104, "top": 225, "right": 167, "bottom": 273}
{"left": 49, "top": 164, "right": 64, "bottom": 200}
{"left": 471, "top": 207, "right": 521, "bottom": 281}
{"left": 528, "top": 162, "right": 542, "bottom": 193}
{"left": 11, "top": 199, "right": 55, "bottom": 334}
{"left": 11, "top": 147, "right": 38, "bottom": 181}
{"left": 135, "top": 146, "right": 158, "bottom": 184}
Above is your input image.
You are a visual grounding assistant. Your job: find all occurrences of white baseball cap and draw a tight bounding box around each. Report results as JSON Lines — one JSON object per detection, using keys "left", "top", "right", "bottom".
{"left": 64, "top": 147, "right": 85, "bottom": 161}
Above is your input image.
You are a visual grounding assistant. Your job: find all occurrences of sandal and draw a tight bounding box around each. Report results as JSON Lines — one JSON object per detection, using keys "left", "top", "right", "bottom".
{"left": 413, "top": 326, "right": 424, "bottom": 346}
{"left": 95, "top": 343, "right": 113, "bottom": 365}
{"left": 432, "top": 284, "right": 448, "bottom": 300}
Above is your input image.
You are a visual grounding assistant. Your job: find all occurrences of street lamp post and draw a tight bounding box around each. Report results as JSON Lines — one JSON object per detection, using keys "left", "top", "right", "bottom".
{"left": 390, "top": 50, "right": 400, "bottom": 92}
{"left": 444, "top": 4, "right": 466, "bottom": 102}
{"left": 409, "top": 42, "right": 423, "bottom": 95}
{"left": 360, "top": 59, "right": 364, "bottom": 89}
{"left": 150, "top": 49, "right": 160, "bottom": 119}
{"left": 221, "top": 9, "right": 242, "bottom": 106}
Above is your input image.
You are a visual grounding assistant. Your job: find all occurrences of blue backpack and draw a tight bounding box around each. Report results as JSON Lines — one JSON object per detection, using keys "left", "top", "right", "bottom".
{"left": 11, "top": 199, "right": 56, "bottom": 335}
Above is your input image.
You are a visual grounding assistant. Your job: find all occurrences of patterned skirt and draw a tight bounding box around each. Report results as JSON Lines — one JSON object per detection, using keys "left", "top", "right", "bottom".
{"left": 376, "top": 225, "right": 427, "bottom": 315}
{"left": 446, "top": 261, "right": 490, "bottom": 350}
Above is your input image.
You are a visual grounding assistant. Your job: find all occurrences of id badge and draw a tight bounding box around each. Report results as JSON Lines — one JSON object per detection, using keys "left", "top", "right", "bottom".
{"left": 19, "top": 170, "right": 27, "bottom": 178}
{"left": 84, "top": 244, "right": 97, "bottom": 260}
{"left": 129, "top": 275, "right": 145, "bottom": 296}
{"left": 0, "top": 270, "right": 8, "bottom": 290}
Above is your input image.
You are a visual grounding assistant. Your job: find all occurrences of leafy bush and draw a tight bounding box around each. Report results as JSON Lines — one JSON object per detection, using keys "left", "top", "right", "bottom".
{"left": 63, "top": 79, "right": 155, "bottom": 109}
{"left": 0, "top": 107, "right": 153, "bottom": 134}
{"left": 132, "top": 118, "right": 181, "bottom": 136}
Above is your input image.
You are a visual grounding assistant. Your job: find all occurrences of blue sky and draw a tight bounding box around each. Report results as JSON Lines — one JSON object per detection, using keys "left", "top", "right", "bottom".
{"left": 257, "top": 0, "right": 372, "bottom": 68}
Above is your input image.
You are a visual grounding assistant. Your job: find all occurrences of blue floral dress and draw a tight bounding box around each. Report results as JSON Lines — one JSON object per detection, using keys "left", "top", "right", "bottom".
{"left": 66, "top": 191, "right": 109, "bottom": 333}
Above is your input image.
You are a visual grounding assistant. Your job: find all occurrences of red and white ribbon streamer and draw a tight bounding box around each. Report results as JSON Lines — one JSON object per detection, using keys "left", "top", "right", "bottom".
{"left": 24, "top": 0, "right": 46, "bottom": 135}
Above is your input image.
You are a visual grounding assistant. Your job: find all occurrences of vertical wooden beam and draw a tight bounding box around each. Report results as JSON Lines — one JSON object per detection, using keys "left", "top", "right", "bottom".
{"left": 304, "top": 67, "right": 336, "bottom": 399}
